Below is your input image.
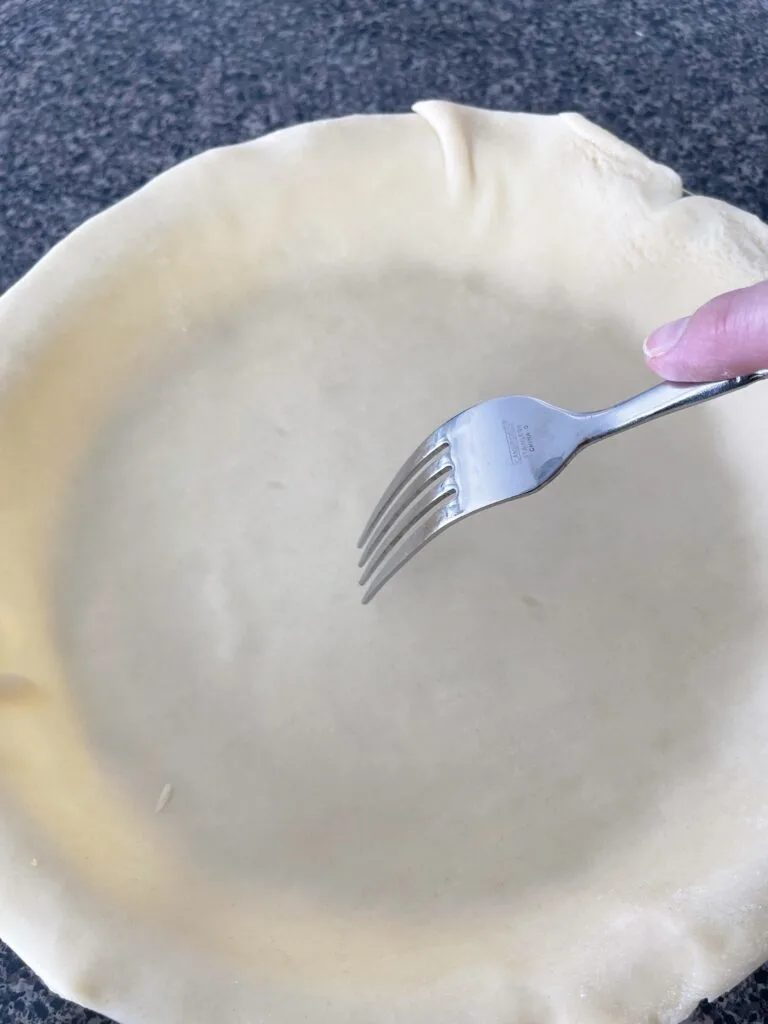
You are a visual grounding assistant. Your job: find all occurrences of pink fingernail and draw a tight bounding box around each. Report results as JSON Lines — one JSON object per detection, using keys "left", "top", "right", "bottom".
{"left": 643, "top": 315, "right": 691, "bottom": 358}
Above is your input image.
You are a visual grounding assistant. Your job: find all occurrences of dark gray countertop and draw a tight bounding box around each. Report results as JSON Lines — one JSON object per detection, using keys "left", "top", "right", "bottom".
{"left": 1, "top": 0, "right": 767, "bottom": 1021}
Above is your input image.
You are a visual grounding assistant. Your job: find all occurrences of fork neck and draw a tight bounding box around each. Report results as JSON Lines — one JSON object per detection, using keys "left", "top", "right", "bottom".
{"left": 579, "top": 372, "right": 768, "bottom": 444}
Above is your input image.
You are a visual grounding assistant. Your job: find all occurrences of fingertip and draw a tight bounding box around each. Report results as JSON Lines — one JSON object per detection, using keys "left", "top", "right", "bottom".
{"left": 642, "top": 316, "right": 691, "bottom": 360}
{"left": 642, "top": 280, "right": 768, "bottom": 382}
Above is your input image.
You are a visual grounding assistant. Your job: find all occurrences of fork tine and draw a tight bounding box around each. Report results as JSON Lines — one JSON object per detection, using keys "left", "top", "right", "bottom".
{"left": 357, "top": 433, "right": 449, "bottom": 549}
{"left": 360, "top": 502, "right": 462, "bottom": 604}
{"left": 358, "top": 476, "right": 457, "bottom": 586}
{"left": 357, "top": 451, "right": 452, "bottom": 568}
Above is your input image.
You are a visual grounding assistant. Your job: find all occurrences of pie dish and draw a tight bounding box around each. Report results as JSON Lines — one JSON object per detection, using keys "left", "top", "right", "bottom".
{"left": 1, "top": 101, "right": 768, "bottom": 1024}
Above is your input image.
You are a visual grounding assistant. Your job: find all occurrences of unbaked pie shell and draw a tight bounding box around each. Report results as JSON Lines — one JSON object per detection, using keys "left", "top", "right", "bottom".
{"left": 1, "top": 101, "right": 768, "bottom": 1024}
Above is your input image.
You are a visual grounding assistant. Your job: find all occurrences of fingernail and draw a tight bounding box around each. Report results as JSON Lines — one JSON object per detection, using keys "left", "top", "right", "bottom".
{"left": 643, "top": 315, "right": 691, "bottom": 358}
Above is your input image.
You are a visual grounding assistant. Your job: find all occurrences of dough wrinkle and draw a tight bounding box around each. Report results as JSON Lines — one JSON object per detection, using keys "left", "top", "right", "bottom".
{"left": 412, "top": 100, "right": 476, "bottom": 201}
{"left": 559, "top": 111, "right": 683, "bottom": 210}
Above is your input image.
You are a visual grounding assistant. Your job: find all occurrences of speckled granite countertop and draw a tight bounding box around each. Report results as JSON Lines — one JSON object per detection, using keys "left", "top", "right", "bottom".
{"left": 1, "top": 0, "right": 767, "bottom": 1021}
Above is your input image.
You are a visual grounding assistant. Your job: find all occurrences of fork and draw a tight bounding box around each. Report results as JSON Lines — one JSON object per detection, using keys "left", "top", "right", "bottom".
{"left": 357, "top": 371, "right": 768, "bottom": 603}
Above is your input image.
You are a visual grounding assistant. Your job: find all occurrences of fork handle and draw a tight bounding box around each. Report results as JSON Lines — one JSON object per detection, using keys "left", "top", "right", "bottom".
{"left": 581, "top": 370, "right": 768, "bottom": 443}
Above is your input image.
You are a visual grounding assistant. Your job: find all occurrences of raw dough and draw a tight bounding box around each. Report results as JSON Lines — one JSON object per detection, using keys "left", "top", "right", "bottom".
{"left": 1, "top": 101, "right": 768, "bottom": 1024}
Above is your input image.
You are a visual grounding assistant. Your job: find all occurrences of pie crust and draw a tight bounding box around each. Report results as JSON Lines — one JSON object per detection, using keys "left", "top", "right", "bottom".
{"left": 1, "top": 101, "right": 768, "bottom": 1024}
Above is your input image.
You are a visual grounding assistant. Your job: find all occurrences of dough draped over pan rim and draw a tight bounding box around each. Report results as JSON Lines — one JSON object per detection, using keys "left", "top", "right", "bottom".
{"left": 1, "top": 101, "right": 768, "bottom": 1024}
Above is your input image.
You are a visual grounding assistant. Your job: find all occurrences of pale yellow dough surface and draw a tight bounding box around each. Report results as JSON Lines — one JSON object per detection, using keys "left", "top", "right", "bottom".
{"left": 1, "top": 102, "right": 768, "bottom": 1024}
